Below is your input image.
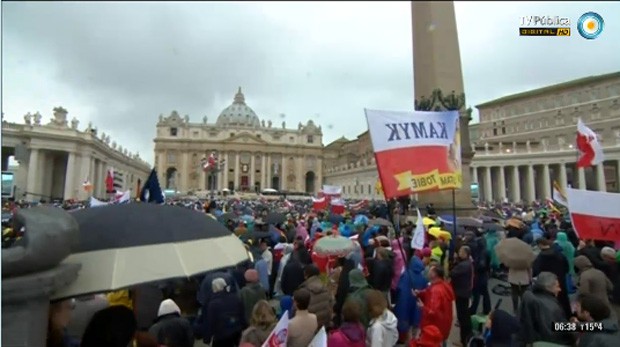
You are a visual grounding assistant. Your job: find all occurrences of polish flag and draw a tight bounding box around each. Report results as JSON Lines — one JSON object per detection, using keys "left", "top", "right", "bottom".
{"left": 330, "top": 197, "right": 345, "bottom": 215}
{"left": 312, "top": 196, "right": 328, "bottom": 211}
{"left": 566, "top": 188, "right": 620, "bottom": 242}
{"left": 105, "top": 168, "right": 115, "bottom": 193}
{"left": 365, "top": 109, "right": 461, "bottom": 199}
{"left": 576, "top": 119, "right": 604, "bottom": 168}
{"left": 350, "top": 199, "right": 369, "bottom": 210}
{"left": 202, "top": 152, "right": 217, "bottom": 171}
{"left": 322, "top": 185, "right": 342, "bottom": 196}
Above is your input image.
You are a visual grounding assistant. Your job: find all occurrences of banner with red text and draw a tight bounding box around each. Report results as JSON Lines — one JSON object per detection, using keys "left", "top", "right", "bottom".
{"left": 365, "top": 109, "right": 462, "bottom": 199}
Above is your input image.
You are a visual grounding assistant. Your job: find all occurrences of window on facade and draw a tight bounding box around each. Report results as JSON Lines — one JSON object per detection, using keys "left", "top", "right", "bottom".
{"left": 558, "top": 136, "right": 565, "bottom": 146}
{"left": 501, "top": 127, "right": 506, "bottom": 135}
{"left": 167, "top": 153, "right": 176, "bottom": 164}
{"left": 230, "top": 133, "right": 235, "bottom": 137}
{"left": 170, "top": 128, "right": 178, "bottom": 136}
{"left": 493, "top": 128, "right": 498, "bottom": 136}
{"left": 193, "top": 131, "right": 199, "bottom": 137}
{"left": 368, "top": 184, "right": 372, "bottom": 194}
{"left": 289, "top": 136, "right": 294, "bottom": 142}
{"left": 307, "top": 135, "right": 314, "bottom": 143}
{"left": 257, "top": 134, "right": 261, "bottom": 138}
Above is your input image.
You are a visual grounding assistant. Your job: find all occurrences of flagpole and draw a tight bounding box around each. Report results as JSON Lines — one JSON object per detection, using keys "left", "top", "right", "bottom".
{"left": 450, "top": 188, "right": 457, "bottom": 258}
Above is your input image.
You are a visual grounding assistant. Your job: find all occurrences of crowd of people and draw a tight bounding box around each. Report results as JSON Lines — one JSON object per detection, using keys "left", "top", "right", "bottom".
{"left": 3, "top": 196, "right": 620, "bottom": 347}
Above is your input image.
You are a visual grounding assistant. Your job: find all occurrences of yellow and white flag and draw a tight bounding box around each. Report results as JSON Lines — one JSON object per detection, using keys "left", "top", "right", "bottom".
{"left": 552, "top": 181, "right": 568, "bottom": 206}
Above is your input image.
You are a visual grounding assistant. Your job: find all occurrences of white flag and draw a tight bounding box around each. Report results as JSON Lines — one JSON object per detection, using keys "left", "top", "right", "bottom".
{"left": 261, "top": 311, "right": 289, "bottom": 347}
{"left": 89, "top": 196, "right": 108, "bottom": 207}
{"left": 308, "top": 326, "right": 327, "bottom": 347}
{"left": 411, "top": 208, "right": 425, "bottom": 250}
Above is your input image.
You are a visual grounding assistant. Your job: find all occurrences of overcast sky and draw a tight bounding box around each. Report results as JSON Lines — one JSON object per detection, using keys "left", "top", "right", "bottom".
{"left": 3, "top": 1, "right": 619, "bottom": 165}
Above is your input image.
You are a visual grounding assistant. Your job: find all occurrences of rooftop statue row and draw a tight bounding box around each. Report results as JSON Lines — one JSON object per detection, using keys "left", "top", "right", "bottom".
{"left": 17, "top": 107, "right": 148, "bottom": 165}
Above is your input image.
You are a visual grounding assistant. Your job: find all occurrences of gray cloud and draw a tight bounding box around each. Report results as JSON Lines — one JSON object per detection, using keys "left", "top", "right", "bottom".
{"left": 3, "top": 2, "right": 619, "bottom": 164}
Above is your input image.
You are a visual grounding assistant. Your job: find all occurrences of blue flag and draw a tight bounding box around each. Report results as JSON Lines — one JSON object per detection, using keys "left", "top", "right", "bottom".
{"left": 139, "top": 169, "right": 164, "bottom": 204}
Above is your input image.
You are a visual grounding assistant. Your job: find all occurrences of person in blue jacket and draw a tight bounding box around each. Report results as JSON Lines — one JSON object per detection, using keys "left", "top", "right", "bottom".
{"left": 393, "top": 255, "right": 429, "bottom": 342}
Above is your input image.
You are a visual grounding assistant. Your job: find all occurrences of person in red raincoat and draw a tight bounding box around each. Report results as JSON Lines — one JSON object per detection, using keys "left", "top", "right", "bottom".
{"left": 414, "top": 266, "right": 455, "bottom": 343}
{"left": 409, "top": 325, "right": 444, "bottom": 347}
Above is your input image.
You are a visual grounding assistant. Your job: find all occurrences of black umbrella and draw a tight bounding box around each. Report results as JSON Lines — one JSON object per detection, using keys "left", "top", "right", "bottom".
{"left": 51, "top": 203, "right": 248, "bottom": 300}
{"left": 265, "top": 212, "right": 286, "bottom": 225}
{"left": 218, "top": 212, "right": 238, "bottom": 224}
{"left": 482, "top": 222, "right": 505, "bottom": 231}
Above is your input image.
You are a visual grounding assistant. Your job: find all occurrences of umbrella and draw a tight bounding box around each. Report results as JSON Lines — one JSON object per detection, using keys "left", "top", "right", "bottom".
{"left": 494, "top": 237, "right": 535, "bottom": 270}
{"left": 354, "top": 214, "right": 369, "bottom": 225}
{"left": 429, "top": 227, "right": 452, "bottom": 240}
{"left": 442, "top": 223, "right": 467, "bottom": 236}
{"left": 218, "top": 212, "right": 238, "bottom": 224}
{"left": 240, "top": 215, "right": 254, "bottom": 223}
{"left": 313, "top": 235, "right": 356, "bottom": 257}
{"left": 51, "top": 204, "right": 248, "bottom": 300}
{"left": 439, "top": 216, "right": 483, "bottom": 228}
{"left": 328, "top": 214, "right": 344, "bottom": 225}
{"left": 482, "top": 222, "right": 504, "bottom": 231}
{"left": 265, "top": 212, "right": 286, "bottom": 225}
{"left": 368, "top": 218, "right": 392, "bottom": 227}
{"left": 422, "top": 217, "right": 437, "bottom": 227}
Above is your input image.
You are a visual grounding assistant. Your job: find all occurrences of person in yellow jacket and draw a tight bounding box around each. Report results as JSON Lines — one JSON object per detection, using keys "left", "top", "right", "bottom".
{"left": 106, "top": 289, "right": 133, "bottom": 310}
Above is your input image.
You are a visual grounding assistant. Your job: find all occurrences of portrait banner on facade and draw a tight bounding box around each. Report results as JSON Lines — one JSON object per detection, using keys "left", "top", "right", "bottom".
{"left": 365, "top": 108, "right": 462, "bottom": 199}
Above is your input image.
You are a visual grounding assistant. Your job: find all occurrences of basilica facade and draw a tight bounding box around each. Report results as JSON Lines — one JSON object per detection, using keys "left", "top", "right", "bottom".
{"left": 153, "top": 88, "right": 324, "bottom": 194}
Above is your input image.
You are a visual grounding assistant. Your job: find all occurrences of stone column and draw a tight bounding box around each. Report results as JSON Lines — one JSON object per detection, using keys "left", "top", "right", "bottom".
{"left": 617, "top": 160, "right": 620, "bottom": 193}
{"left": 595, "top": 163, "right": 607, "bottom": 192}
{"left": 266, "top": 154, "right": 272, "bottom": 189}
{"left": 317, "top": 157, "right": 323, "bottom": 190}
{"left": 483, "top": 166, "right": 492, "bottom": 202}
{"left": 497, "top": 166, "right": 506, "bottom": 201}
{"left": 297, "top": 156, "right": 304, "bottom": 192}
{"left": 260, "top": 153, "right": 266, "bottom": 190}
{"left": 526, "top": 165, "right": 536, "bottom": 203}
{"left": 577, "top": 167, "right": 586, "bottom": 190}
{"left": 180, "top": 153, "right": 189, "bottom": 193}
{"left": 542, "top": 164, "right": 551, "bottom": 199}
{"left": 511, "top": 166, "right": 521, "bottom": 203}
{"left": 200, "top": 167, "right": 206, "bottom": 191}
{"left": 471, "top": 167, "right": 478, "bottom": 184}
{"left": 63, "top": 152, "right": 76, "bottom": 200}
{"left": 281, "top": 155, "right": 287, "bottom": 191}
{"left": 250, "top": 153, "right": 256, "bottom": 192}
{"left": 222, "top": 152, "right": 229, "bottom": 190}
{"left": 558, "top": 163, "right": 568, "bottom": 189}
{"left": 25, "top": 149, "right": 40, "bottom": 201}
{"left": 234, "top": 152, "right": 240, "bottom": 190}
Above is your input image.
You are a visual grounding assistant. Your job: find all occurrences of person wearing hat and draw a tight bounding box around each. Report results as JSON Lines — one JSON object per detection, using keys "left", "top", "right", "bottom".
{"left": 147, "top": 299, "right": 193, "bottom": 347}
{"left": 238, "top": 269, "right": 267, "bottom": 324}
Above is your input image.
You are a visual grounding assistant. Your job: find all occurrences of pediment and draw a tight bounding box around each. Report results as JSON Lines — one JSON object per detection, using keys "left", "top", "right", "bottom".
{"left": 224, "top": 132, "right": 269, "bottom": 145}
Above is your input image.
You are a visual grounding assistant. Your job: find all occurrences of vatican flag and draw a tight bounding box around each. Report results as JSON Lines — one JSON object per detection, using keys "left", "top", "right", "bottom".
{"left": 375, "top": 180, "right": 383, "bottom": 195}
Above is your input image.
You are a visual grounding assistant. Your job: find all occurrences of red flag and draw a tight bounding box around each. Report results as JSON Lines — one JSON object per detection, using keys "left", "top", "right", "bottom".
{"left": 202, "top": 152, "right": 218, "bottom": 171}
{"left": 312, "top": 196, "right": 328, "bottom": 211}
{"left": 365, "top": 109, "right": 461, "bottom": 199}
{"left": 566, "top": 188, "right": 620, "bottom": 242}
{"left": 105, "top": 168, "right": 115, "bottom": 193}
{"left": 330, "top": 198, "right": 345, "bottom": 215}
{"left": 576, "top": 118, "right": 604, "bottom": 168}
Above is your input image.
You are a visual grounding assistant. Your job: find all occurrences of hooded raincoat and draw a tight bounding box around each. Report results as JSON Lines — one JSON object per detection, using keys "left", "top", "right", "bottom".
{"left": 554, "top": 232, "right": 575, "bottom": 275}
{"left": 394, "top": 256, "right": 429, "bottom": 333}
{"left": 417, "top": 279, "right": 455, "bottom": 341}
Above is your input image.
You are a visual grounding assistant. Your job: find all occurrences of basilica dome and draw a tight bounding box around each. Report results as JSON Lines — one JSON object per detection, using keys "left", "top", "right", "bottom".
{"left": 215, "top": 87, "right": 261, "bottom": 127}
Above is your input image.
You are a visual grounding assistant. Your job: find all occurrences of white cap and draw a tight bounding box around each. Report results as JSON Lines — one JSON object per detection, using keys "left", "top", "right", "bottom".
{"left": 157, "top": 299, "right": 181, "bottom": 317}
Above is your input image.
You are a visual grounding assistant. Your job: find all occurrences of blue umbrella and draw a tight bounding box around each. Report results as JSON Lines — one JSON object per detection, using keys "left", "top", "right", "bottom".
{"left": 328, "top": 214, "right": 344, "bottom": 225}
{"left": 339, "top": 223, "right": 354, "bottom": 237}
{"left": 241, "top": 215, "right": 254, "bottom": 223}
{"left": 354, "top": 214, "right": 369, "bottom": 225}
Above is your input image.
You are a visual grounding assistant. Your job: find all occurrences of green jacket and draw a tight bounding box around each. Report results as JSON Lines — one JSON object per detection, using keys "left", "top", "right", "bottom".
{"left": 346, "top": 269, "right": 372, "bottom": 328}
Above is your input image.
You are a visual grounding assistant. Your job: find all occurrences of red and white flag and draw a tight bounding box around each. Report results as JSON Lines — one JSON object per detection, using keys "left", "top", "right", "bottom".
{"left": 262, "top": 311, "right": 289, "bottom": 347}
{"left": 566, "top": 188, "right": 620, "bottom": 242}
{"left": 105, "top": 168, "right": 115, "bottom": 193}
{"left": 308, "top": 326, "right": 327, "bottom": 347}
{"left": 330, "top": 197, "right": 345, "bottom": 215}
{"left": 312, "top": 196, "right": 328, "bottom": 211}
{"left": 322, "top": 185, "right": 342, "bottom": 196}
{"left": 576, "top": 118, "right": 604, "bottom": 168}
{"left": 365, "top": 109, "right": 461, "bottom": 199}
{"left": 202, "top": 152, "right": 218, "bottom": 171}
{"left": 350, "top": 199, "right": 369, "bottom": 210}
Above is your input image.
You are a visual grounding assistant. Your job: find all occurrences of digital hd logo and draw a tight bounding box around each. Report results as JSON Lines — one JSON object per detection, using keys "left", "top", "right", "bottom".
{"left": 577, "top": 12, "right": 604, "bottom": 39}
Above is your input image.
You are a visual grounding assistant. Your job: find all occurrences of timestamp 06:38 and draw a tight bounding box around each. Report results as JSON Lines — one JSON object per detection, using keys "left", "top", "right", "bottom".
{"left": 552, "top": 321, "right": 604, "bottom": 332}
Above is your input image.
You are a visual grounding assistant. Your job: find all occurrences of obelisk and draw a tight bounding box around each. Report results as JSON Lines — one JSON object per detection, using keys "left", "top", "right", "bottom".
{"left": 411, "top": 1, "right": 475, "bottom": 214}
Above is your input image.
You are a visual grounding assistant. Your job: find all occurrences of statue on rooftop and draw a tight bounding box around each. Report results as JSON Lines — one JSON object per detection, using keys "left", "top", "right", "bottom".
{"left": 33, "top": 112, "right": 42, "bottom": 125}
{"left": 24, "top": 113, "right": 32, "bottom": 125}
{"left": 71, "top": 117, "right": 79, "bottom": 130}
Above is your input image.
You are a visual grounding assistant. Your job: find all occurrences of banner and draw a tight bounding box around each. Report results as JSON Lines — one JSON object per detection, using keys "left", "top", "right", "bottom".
{"left": 566, "top": 188, "right": 620, "bottom": 242}
{"left": 552, "top": 181, "right": 568, "bottom": 206}
{"left": 308, "top": 326, "right": 327, "bottom": 347}
{"left": 365, "top": 109, "right": 462, "bottom": 199}
{"left": 262, "top": 311, "right": 289, "bottom": 347}
{"left": 322, "top": 185, "right": 342, "bottom": 196}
